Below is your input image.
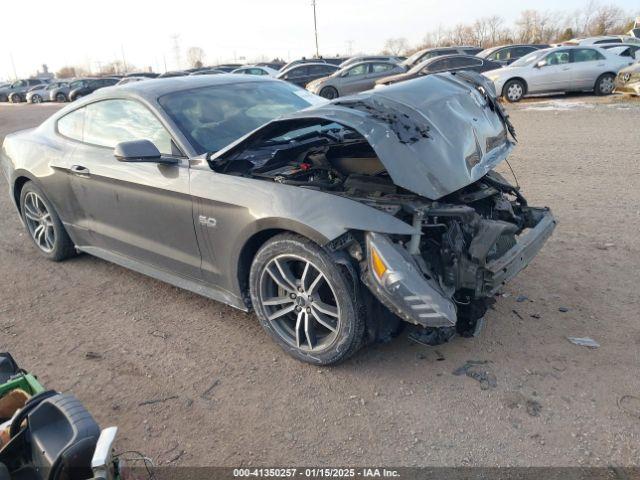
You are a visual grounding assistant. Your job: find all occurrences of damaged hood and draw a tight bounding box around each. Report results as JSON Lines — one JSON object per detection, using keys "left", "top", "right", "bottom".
{"left": 212, "top": 72, "right": 516, "bottom": 200}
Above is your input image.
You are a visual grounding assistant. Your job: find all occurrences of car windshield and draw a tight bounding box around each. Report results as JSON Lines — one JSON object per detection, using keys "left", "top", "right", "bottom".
{"left": 159, "top": 81, "right": 327, "bottom": 154}
{"left": 511, "top": 50, "right": 545, "bottom": 67}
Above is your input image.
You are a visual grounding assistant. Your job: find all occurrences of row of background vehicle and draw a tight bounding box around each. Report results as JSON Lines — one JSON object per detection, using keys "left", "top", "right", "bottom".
{"left": 1, "top": 34, "right": 639, "bottom": 105}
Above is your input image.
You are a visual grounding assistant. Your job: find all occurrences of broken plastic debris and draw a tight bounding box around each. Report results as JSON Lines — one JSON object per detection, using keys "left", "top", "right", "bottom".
{"left": 567, "top": 337, "right": 600, "bottom": 348}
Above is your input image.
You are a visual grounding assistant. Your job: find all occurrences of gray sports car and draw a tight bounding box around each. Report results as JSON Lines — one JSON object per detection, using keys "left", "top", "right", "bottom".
{"left": 0, "top": 74, "right": 555, "bottom": 365}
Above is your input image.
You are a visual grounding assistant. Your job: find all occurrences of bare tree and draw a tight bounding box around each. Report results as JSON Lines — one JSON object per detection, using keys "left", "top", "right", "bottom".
{"left": 382, "top": 37, "right": 409, "bottom": 56}
{"left": 589, "top": 4, "right": 626, "bottom": 35}
{"left": 56, "top": 66, "right": 88, "bottom": 78}
{"left": 186, "top": 47, "right": 206, "bottom": 69}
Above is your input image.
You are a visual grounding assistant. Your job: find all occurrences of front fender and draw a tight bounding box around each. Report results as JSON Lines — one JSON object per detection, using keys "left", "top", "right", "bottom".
{"left": 189, "top": 166, "right": 415, "bottom": 297}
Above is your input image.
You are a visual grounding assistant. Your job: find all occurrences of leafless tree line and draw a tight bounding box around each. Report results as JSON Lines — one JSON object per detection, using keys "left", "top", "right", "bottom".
{"left": 383, "top": 1, "right": 638, "bottom": 55}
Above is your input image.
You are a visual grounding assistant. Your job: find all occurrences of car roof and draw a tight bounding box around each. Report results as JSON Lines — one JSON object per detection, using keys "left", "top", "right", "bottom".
{"left": 279, "top": 62, "right": 338, "bottom": 74}
{"left": 91, "top": 73, "right": 275, "bottom": 101}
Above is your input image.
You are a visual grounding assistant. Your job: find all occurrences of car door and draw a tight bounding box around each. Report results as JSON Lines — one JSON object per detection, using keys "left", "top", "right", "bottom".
{"left": 570, "top": 48, "right": 607, "bottom": 89}
{"left": 307, "top": 65, "right": 336, "bottom": 86}
{"left": 284, "top": 66, "right": 309, "bottom": 86}
{"left": 447, "top": 56, "right": 484, "bottom": 73}
{"left": 337, "top": 63, "right": 370, "bottom": 95}
{"left": 366, "top": 63, "right": 398, "bottom": 88}
{"left": 527, "top": 49, "right": 572, "bottom": 93}
{"left": 51, "top": 98, "right": 202, "bottom": 280}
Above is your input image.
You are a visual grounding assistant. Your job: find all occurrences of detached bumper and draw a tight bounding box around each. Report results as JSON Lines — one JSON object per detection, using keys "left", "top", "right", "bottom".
{"left": 362, "top": 232, "right": 457, "bottom": 328}
{"left": 482, "top": 209, "right": 556, "bottom": 295}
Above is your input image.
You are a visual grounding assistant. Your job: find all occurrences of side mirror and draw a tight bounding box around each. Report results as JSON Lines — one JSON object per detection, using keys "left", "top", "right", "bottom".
{"left": 535, "top": 60, "right": 547, "bottom": 68}
{"left": 114, "top": 140, "right": 177, "bottom": 165}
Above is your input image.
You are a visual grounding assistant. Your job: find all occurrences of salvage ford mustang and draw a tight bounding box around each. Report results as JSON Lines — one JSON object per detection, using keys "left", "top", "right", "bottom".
{"left": 0, "top": 73, "right": 555, "bottom": 365}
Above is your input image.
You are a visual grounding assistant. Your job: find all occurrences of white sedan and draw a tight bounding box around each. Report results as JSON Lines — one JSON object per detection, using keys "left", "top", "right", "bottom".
{"left": 483, "top": 46, "right": 634, "bottom": 102}
{"left": 231, "top": 66, "right": 279, "bottom": 77}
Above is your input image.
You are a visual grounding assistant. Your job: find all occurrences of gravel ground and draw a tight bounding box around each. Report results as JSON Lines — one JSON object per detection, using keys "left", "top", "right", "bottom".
{"left": 0, "top": 95, "right": 639, "bottom": 467}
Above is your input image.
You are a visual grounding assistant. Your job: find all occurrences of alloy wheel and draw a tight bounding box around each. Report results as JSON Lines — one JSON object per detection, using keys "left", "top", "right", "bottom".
{"left": 23, "top": 192, "right": 55, "bottom": 253}
{"left": 32, "top": 94, "right": 42, "bottom": 103}
{"left": 56, "top": 93, "right": 66, "bottom": 102}
{"left": 599, "top": 76, "right": 614, "bottom": 94}
{"left": 507, "top": 83, "right": 523, "bottom": 101}
{"left": 259, "top": 254, "right": 341, "bottom": 352}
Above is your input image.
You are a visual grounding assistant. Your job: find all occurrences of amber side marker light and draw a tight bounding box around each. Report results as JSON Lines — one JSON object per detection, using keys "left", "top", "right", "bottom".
{"left": 371, "top": 247, "right": 388, "bottom": 280}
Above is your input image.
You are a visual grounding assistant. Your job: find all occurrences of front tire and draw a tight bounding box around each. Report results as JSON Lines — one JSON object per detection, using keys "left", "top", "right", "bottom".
{"left": 594, "top": 73, "right": 615, "bottom": 96}
{"left": 319, "top": 86, "right": 339, "bottom": 99}
{"left": 30, "top": 94, "right": 42, "bottom": 104}
{"left": 19, "top": 182, "right": 76, "bottom": 261}
{"left": 9, "top": 93, "right": 22, "bottom": 103}
{"left": 249, "top": 233, "right": 365, "bottom": 365}
{"left": 55, "top": 92, "right": 67, "bottom": 102}
{"left": 502, "top": 79, "right": 525, "bottom": 102}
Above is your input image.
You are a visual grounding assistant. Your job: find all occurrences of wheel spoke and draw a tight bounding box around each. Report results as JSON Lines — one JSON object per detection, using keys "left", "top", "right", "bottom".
{"left": 267, "top": 303, "right": 296, "bottom": 321}
{"left": 295, "top": 310, "right": 304, "bottom": 348}
{"left": 266, "top": 265, "right": 294, "bottom": 293}
{"left": 263, "top": 296, "right": 294, "bottom": 306}
{"left": 304, "top": 312, "right": 316, "bottom": 349}
{"left": 300, "top": 261, "right": 311, "bottom": 291}
{"left": 307, "top": 272, "right": 324, "bottom": 295}
{"left": 45, "top": 226, "right": 55, "bottom": 249}
{"left": 34, "top": 225, "right": 45, "bottom": 246}
{"left": 310, "top": 307, "right": 338, "bottom": 333}
{"left": 274, "top": 258, "right": 299, "bottom": 291}
{"left": 312, "top": 300, "right": 338, "bottom": 318}
{"left": 24, "top": 210, "right": 40, "bottom": 221}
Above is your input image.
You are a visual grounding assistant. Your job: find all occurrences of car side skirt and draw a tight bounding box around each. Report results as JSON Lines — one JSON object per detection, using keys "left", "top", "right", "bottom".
{"left": 79, "top": 245, "right": 248, "bottom": 311}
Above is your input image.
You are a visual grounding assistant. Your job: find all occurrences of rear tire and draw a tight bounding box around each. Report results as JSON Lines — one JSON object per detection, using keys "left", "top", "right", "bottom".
{"left": 319, "top": 86, "right": 339, "bottom": 99}
{"left": 19, "top": 182, "right": 76, "bottom": 262}
{"left": 30, "top": 94, "right": 42, "bottom": 104}
{"left": 594, "top": 73, "right": 615, "bottom": 96}
{"left": 9, "top": 93, "right": 22, "bottom": 103}
{"left": 55, "top": 92, "right": 67, "bottom": 102}
{"left": 249, "top": 233, "right": 365, "bottom": 365}
{"left": 502, "top": 79, "right": 525, "bottom": 102}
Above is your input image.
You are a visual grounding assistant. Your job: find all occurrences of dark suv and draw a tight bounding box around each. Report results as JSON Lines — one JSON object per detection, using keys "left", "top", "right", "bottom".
{"left": 69, "top": 78, "right": 119, "bottom": 101}
{"left": 477, "top": 44, "right": 549, "bottom": 65}
{"left": 276, "top": 63, "right": 339, "bottom": 87}
{"left": 0, "top": 79, "right": 46, "bottom": 103}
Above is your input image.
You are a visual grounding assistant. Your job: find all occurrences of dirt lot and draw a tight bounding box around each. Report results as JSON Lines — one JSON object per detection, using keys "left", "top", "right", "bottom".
{"left": 0, "top": 95, "right": 639, "bottom": 467}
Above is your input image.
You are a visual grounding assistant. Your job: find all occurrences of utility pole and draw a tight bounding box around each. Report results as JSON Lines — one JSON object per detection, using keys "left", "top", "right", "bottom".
{"left": 9, "top": 53, "right": 17, "bottom": 80}
{"left": 121, "top": 45, "right": 128, "bottom": 73}
{"left": 312, "top": 0, "right": 319, "bottom": 58}
{"left": 170, "top": 34, "right": 181, "bottom": 70}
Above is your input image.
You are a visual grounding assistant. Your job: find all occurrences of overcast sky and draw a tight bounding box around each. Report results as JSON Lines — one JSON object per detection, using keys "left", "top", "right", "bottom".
{"left": 1, "top": 0, "right": 638, "bottom": 79}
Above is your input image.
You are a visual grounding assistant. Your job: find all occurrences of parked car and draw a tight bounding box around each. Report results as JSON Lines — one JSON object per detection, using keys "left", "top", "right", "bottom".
{"left": 597, "top": 43, "right": 640, "bottom": 59}
{"left": 231, "top": 65, "right": 279, "bottom": 77}
{"left": 116, "top": 76, "right": 149, "bottom": 85}
{"left": 26, "top": 81, "right": 69, "bottom": 103}
{"left": 68, "top": 77, "right": 119, "bottom": 101}
{"left": 213, "top": 64, "right": 243, "bottom": 73}
{"left": 49, "top": 79, "right": 88, "bottom": 102}
{"left": 256, "top": 61, "right": 286, "bottom": 70}
{"left": 189, "top": 68, "right": 226, "bottom": 75}
{"left": 476, "top": 44, "right": 549, "bottom": 65}
{"left": 280, "top": 57, "right": 346, "bottom": 72}
{"left": 376, "top": 55, "right": 503, "bottom": 86}
{"left": 159, "top": 71, "right": 188, "bottom": 78}
{"left": 124, "top": 72, "right": 158, "bottom": 78}
{"left": 339, "top": 55, "right": 405, "bottom": 68}
{"left": 307, "top": 61, "right": 405, "bottom": 98}
{"left": 0, "top": 73, "right": 555, "bottom": 365}
{"left": 401, "top": 46, "right": 482, "bottom": 68}
{"left": 277, "top": 62, "right": 339, "bottom": 87}
{"left": 484, "top": 46, "right": 633, "bottom": 102}
{"left": 0, "top": 79, "right": 45, "bottom": 103}
{"left": 614, "top": 62, "right": 640, "bottom": 96}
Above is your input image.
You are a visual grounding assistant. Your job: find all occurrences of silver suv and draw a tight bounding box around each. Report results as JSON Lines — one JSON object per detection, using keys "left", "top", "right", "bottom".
{"left": 0, "top": 79, "right": 46, "bottom": 103}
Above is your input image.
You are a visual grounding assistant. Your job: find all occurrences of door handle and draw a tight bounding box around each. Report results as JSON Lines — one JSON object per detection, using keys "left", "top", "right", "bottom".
{"left": 70, "top": 165, "right": 90, "bottom": 176}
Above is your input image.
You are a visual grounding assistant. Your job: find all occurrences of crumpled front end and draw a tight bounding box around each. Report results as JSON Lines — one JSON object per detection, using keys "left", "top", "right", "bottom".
{"left": 359, "top": 171, "right": 556, "bottom": 331}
